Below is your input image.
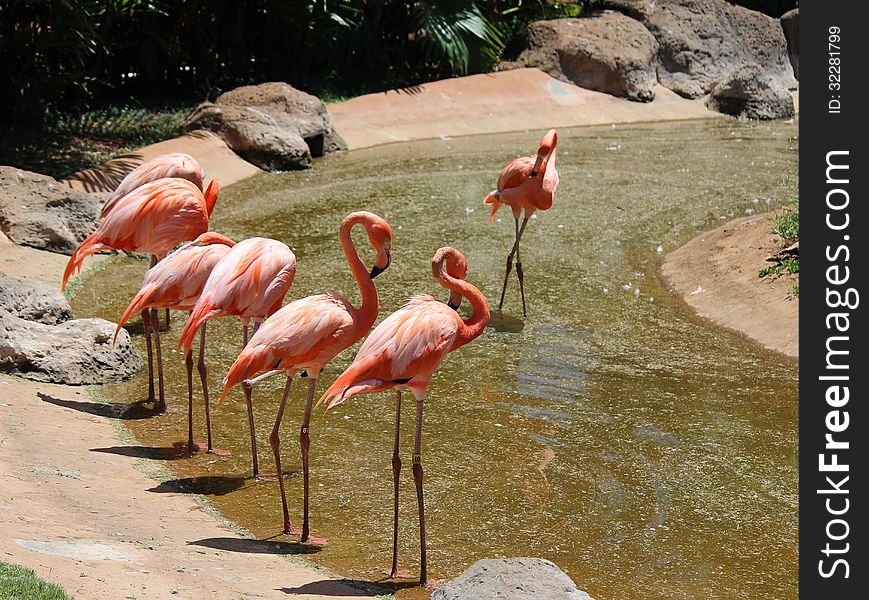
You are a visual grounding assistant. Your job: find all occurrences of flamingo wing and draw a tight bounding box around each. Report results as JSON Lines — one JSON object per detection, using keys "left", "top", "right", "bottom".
{"left": 319, "top": 296, "right": 460, "bottom": 408}
{"left": 102, "top": 153, "right": 204, "bottom": 218}
{"left": 220, "top": 293, "right": 356, "bottom": 403}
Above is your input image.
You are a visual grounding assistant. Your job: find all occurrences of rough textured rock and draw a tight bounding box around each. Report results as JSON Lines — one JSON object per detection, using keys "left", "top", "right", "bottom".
{"left": 0, "top": 272, "right": 71, "bottom": 324}
{"left": 781, "top": 8, "right": 798, "bottom": 80}
{"left": 0, "top": 311, "right": 142, "bottom": 384}
{"left": 182, "top": 82, "right": 347, "bottom": 171}
{"left": 512, "top": 12, "right": 659, "bottom": 102}
{"left": 0, "top": 166, "right": 103, "bottom": 254}
{"left": 707, "top": 64, "right": 794, "bottom": 120}
{"left": 430, "top": 558, "right": 594, "bottom": 600}
{"left": 592, "top": 0, "right": 797, "bottom": 98}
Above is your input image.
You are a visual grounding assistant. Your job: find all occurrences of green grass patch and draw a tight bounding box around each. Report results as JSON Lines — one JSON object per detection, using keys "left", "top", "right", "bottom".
{"left": 0, "top": 562, "right": 72, "bottom": 599}
{"left": 759, "top": 258, "right": 800, "bottom": 277}
{"left": 772, "top": 205, "right": 799, "bottom": 244}
{"left": 1, "top": 104, "right": 194, "bottom": 179}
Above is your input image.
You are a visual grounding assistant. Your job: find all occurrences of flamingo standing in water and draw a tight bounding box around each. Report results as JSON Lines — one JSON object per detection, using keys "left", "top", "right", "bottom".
{"left": 484, "top": 129, "right": 558, "bottom": 316}
{"left": 101, "top": 152, "right": 206, "bottom": 331}
{"left": 114, "top": 232, "right": 235, "bottom": 453}
{"left": 178, "top": 236, "right": 297, "bottom": 467}
{"left": 62, "top": 177, "right": 220, "bottom": 410}
{"left": 319, "top": 247, "right": 490, "bottom": 587}
{"left": 219, "top": 211, "right": 393, "bottom": 543}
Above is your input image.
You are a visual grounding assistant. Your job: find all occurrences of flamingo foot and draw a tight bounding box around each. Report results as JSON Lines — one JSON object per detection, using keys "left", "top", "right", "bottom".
{"left": 385, "top": 569, "right": 415, "bottom": 580}
{"left": 422, "top": 578, "right": 439, "bottom": 590}
{"left": 300, "top": 534, "right": 328, "bottom": 547}
{"left": 193, "top": 442, "right": 230, "bottom": 456}
{"left": 283, "top": 524, "right": 303, "bottom": 537}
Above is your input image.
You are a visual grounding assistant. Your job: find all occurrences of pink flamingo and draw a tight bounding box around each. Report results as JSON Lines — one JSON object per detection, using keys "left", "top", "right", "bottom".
{"left": 318, "top": 247, "right": 490, "bottom": 587}
{"left": 101, "top": 153, "right": 204, "bottom": 219}
{"left": 178, "top": 236, "right": 297, "bottom": 466}
{"left": 218, "top": 211, "right": 393, "bottom": 543}
{"left": 484, "top": 129, "right": 558, "bottom": 316}
{"left": 114, "top": 232, "right": 235, "bottom": 453}
{"left": 63, "top": 177, "right": 220, "bottom": 409}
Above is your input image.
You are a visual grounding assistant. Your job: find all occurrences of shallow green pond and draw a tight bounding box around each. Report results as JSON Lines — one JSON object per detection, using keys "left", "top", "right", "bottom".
{"left": 73, "top": 119, "right": 798, "bottom": 599}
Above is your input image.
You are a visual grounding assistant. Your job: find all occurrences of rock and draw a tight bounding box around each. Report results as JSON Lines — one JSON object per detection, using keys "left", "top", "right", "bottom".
{"left": 0, "top": 311, "right": 142, "bottom": 384}
{"left": 781, "top": 8, "right": 799, "bottom": 80}
{"left": 513, "top": 12, "right": 659, "bottom": 102}
{"left": 430, "top": 557, "right": 594, "bottom": 600}
{"left": 706, "top": 64, "right": 794, "bottom": 120}
{"left": 592, "top": 0, "right": 797, "bottom": 98}
{"left": 0, "top": 272, "right": 71, "bottom": 324}
{"left": 0, "top": 166, "right": 103, "bottom": 254}
{"left": 182, "top": 82, "right": 347, "bottom": 171}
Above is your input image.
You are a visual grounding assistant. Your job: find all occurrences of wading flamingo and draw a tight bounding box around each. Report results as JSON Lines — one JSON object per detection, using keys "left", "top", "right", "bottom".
{"left": 114, "top": 232, "right": 235, "bottom": 453}
{"left": 63, "top": 177, "right": 220, "bottom": 409}
{"left": 218, "top": 211, "right": 393, "bottom": 543}
{"left": 318, "top": 247, "right": 490, "bottom": 587}
{"left": 101, "top": 153, "right": 204, "bottom": 219}
{"left": 484, "top": 129, "right": 558, "bottom": 316}
{"left": 178, "top": 236, "right": 297, "bottom": 466}
{"left": 101, "top": 152, "right": 206, "bottom": 331}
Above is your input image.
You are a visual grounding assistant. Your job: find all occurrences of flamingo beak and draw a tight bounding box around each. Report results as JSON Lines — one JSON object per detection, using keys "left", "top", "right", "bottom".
{"left": 370, "top": 252, "right": 391, "bottom": 279}
{"left": 530, "top": 154, "right": 544, "bottom": 177}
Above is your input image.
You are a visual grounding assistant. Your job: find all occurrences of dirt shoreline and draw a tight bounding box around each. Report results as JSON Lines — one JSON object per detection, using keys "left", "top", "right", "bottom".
{"left": 2, "top": 68, "right": 796, "bottom": 595}
{"left": 659, "top": 212, "right": 798, "bottom": 358}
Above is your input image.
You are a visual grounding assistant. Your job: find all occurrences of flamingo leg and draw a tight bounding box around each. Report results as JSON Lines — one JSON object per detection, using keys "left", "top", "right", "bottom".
{"left": 243, "top": 323, "right": 249, "bottom": 347}
{"left": 390, "top": 389, "right": 403, "bottom": 578}
{"left": 199, "top": 325, "right": 214, "bottom": 452}
{"left": 412, "top": 395, "right": 430, "bottom": 588}
{"left": 195, "top": 322, "right": 214, "bottom": 452}
{"left": 497, "top": 216, "right": 520, "bottom": 312}
{"left": 242, "top": 369, "right": 284, "bottom": 478}
{"left": 165, "top": 308, "right": 170, "bottom": 330}
{"left": 185, "top": 345, "right": 194, "bottom": 453}
{"left": 515, "top": 216, "right": 529, "bottom": 317}
{"left": 270, "top": 375, "right": 300, "bottom": 536}
{"left": 142, "top": 309, "right": 156, "bottom": 403}
{"left": 300, "top": 376, "right": 326, "bottom": 545}
{"left": 150, "top": 308, "right": 166, "bottom": 412}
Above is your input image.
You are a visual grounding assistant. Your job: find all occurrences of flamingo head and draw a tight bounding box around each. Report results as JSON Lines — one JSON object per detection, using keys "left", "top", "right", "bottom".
{"left": 347, "top": 211, "right": 392, "bottom": 279}
{"left": 531, "top": 129, "right": 558, "bottom": 177}
{"left": 191, "top": 231, "right": 236, "bottom": 248}
{"left": 432, "top": 247, "right": 468, "bottom": 310}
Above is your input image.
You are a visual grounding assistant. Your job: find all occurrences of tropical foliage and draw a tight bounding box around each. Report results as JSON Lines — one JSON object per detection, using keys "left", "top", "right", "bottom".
{"left": 1, "top": 0, "right": 583, "bottom": 127}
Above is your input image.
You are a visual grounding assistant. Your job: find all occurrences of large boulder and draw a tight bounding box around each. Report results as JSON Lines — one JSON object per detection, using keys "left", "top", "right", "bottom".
{"left": 0, "top": 311, "right": 142, "bottom": 384}
{"left": 182, "top": 82, "right": 347, "bottom": 171}
{"left": 707, "top": 64, "right": 794, "bottom": 120}
{"left": 592, "top": 0, "right": 797, "bottom": 98}
{"left": 431, "top": 558, "right": 594, "bottom": 600}
{"left": 0, "top": 167, "right": 103, "bottom": 254}
{"left": 0, "top": 272, "right": 71, "bottom": 324}
{"left": 781, "top": 8, "right": 798, "bottom": 80}
{"left": 514, "top": 12, "right": 659, "bottom": 102}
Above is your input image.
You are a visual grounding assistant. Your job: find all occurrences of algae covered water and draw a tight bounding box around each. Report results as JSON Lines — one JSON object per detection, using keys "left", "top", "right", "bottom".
{"left": 73, "top": 119, "right": 798, "bottom": 599}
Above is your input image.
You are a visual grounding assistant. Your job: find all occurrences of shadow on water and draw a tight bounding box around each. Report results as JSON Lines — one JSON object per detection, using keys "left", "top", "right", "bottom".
{"left": 279, "top": 579, "right": 411, "bottom": 596}
{"left": 189, "top": 537, "right": 322, "bottom": 555}
{"left": 147, "top": 475, "right": 247, "bottom": 496}
{"left": 38, "top": 392, "right": 157, "bottom": 420}
{"left": 90, "top": 443, "right": 189, "bottom": 460}
{"left": 486, "top": 312, "right": 525, "bottom": 333}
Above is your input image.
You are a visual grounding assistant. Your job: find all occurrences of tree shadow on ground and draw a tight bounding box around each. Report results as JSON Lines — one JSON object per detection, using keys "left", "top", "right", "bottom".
{"left": 146, "top": 475, "right": 246, "bottom": 496}
{"left": 38, "top": 392, "right": 157, "bottom": 420}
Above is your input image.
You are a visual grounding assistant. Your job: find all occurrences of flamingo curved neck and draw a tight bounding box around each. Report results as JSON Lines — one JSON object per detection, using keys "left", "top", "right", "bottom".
{"left": 340, "top": 218, "right": 379, "bottom": 330}
{"left": 435, "top": 271, "right": 490, "bottom": 349}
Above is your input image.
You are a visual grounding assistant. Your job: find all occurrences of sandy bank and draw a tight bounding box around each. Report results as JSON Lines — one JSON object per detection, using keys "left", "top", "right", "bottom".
{"left": 0, "top": 375, "right": 377, "bottom": 599}
{"left": 659, "top": 212, "right": 798, "bottom": 358}
{"left": 328, "top": 68, "right": 723, "bottom": 149}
